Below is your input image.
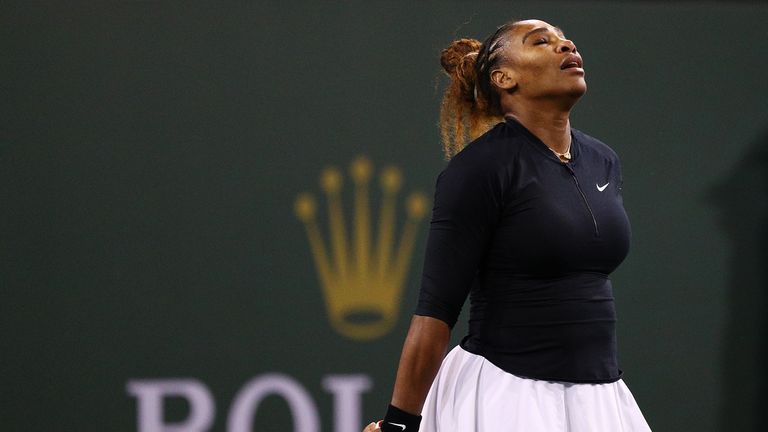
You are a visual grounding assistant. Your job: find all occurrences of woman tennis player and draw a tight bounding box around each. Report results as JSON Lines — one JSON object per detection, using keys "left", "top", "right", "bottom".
{"left": 363, "top": 19, "right": 652, "bottom": 432}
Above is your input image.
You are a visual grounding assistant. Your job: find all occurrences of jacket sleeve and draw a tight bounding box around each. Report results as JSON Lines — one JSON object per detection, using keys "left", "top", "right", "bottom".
{"left": 414, "top": 156, "right": 503, "bottom": 328}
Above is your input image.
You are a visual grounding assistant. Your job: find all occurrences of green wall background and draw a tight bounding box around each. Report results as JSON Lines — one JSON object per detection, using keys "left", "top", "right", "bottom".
{"left": 2, "top": 1, "right": 767, "bottom": 431}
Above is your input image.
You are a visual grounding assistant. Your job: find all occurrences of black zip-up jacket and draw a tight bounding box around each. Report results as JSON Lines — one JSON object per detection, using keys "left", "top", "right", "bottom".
{"left": 415, "top": 116, "right": 631, "bottom": 383}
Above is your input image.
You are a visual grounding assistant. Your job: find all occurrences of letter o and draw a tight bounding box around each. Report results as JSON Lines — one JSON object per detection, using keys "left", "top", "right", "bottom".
{"left": 227, "top": 373, "right": 319, "bottom": 432}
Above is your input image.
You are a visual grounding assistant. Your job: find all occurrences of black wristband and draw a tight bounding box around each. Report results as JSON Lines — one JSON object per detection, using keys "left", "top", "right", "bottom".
{"left": 380, "top": 404, "right": 422, "bottom": 432}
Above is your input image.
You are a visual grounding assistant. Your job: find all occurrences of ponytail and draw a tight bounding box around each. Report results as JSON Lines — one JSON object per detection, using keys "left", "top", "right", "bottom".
{"left": 438, "top": 21, "right": 519, "bottom": 158}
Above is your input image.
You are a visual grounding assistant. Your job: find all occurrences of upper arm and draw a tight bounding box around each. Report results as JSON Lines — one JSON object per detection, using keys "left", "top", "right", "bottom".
{"left": 414, "top": 158, "right": 503, "bottom": 328}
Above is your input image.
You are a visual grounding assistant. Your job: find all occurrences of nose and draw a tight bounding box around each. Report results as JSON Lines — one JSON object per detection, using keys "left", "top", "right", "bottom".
{"left": 557, "top": 39, "right": 577, "bottom": 54}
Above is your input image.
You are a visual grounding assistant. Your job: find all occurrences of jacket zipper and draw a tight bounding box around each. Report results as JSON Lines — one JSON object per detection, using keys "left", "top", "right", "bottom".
{"left": 564, "top": 163, "right": 600, "bottom": 237}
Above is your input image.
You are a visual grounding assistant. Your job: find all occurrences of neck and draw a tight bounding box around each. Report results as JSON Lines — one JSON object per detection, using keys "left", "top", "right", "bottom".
{"left": 503, "top": 99, "right": 574, "bottom": 154}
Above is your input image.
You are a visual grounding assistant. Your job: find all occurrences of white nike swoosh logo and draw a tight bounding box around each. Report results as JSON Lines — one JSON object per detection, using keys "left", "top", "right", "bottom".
{"left": 597, "top": 182, "right": 609, "bottom": 192}
{"left": 387, "top": 422, "right": 406, "bottom": 431}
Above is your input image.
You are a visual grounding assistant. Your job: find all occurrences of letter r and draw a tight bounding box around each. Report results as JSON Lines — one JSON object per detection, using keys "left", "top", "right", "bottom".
{"left": 126, "top": 379, "right": 215, "bottom": 432}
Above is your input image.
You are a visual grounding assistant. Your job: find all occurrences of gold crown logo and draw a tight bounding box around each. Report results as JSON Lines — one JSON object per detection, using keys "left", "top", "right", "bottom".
{"left": 294, "top": 156, "right": 428, "bottom": 341}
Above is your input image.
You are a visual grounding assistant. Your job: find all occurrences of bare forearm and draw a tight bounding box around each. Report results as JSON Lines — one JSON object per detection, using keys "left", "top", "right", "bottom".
{"left": 389, "top": 315, "right": 451, "bottom": 415}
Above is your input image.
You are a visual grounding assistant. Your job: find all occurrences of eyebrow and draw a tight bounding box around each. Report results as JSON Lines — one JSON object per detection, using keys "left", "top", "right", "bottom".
{"left": 522, "top": 26, "right": 565, "bottom": 44}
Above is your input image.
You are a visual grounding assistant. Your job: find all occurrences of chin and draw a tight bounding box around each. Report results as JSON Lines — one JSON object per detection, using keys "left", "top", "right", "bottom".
{"left": 568, "top": 81, "right": 587, "bottom": 98}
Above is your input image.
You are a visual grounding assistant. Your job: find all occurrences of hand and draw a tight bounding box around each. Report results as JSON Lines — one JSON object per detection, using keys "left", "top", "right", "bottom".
{"left": 363, "top": 420, "right": 382, "bottom": 431}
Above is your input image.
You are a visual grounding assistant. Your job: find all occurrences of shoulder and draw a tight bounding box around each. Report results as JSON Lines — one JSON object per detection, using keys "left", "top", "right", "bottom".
{"left": 573, "top": 128, "right": 620, "bottom": 163}
{"left": 434, "top": 121, "right": 523, "bottom": 199}
{"left": 446, "top": 121, "right": 524, "bottom": 174}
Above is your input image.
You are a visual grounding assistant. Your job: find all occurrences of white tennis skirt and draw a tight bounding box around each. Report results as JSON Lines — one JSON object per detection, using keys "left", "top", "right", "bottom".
{"left": 420, "top": 346, "right": 652, "bottom": 431}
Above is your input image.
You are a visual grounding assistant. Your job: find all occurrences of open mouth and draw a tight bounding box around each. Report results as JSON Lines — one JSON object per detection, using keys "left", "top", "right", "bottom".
{"left": 561, "top": 56, "right": 583, "bottom": 70}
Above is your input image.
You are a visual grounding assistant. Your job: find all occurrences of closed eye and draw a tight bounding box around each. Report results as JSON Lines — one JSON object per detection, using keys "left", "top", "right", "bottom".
{"left": 533, "top": 38, "right": 548, "bottom": 45}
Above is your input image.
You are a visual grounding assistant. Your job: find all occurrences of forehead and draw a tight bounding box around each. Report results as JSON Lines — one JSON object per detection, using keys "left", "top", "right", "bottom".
{"left": 511, "top": 19, "right": 564, "bottom": 39}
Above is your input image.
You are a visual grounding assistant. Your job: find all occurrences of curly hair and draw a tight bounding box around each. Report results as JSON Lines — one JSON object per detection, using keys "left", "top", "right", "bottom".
{"left": 439, "top": 21, "right": 519, "bottom": 158}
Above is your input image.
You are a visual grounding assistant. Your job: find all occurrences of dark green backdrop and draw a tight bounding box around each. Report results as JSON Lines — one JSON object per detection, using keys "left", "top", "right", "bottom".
{"left": 3, "top": 1, "right": 767, "bottom": 431}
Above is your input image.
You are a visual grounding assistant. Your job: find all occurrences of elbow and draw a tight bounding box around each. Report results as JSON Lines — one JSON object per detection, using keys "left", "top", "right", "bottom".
{"left": 406, "top": 315, "right": 451, "bottom": 351}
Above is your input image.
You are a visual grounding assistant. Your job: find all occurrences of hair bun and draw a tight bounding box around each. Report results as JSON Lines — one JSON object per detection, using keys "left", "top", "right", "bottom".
{"left": 440, "top": 38, "right": 482, "bottom": 75}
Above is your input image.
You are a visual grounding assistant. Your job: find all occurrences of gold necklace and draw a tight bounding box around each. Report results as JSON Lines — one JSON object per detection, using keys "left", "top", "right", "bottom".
{"left": 550, "top": 143, "right": 572, "bottom": 161}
